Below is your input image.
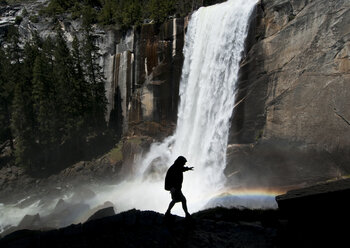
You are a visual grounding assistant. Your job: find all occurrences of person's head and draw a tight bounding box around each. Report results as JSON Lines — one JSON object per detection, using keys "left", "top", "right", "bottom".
{"left": 174, "top": 156, "right": 187, "bottom": 167}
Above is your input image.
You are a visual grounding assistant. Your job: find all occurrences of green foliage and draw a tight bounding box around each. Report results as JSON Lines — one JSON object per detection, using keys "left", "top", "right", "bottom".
{"left": 43, "top": 0, "right": 75, "bottom": 15}
{"left": 41, "top": 0, "right": 101, "bottom": 18}
{"left": 29, "top": 15, "right": 39, "bottom": 23}
{"left": 255, "top": 129, "right": 264, "bottom": 142}
{"left": 32, "top": 54, "right": 57, "bottom": 143}
{"left": 6, "top": 26, "right": 22, "bottom": 64}
{"left": 11, "top": 62, "right": 37, "bottom": 169}
{"left": 128, "top": 136, "right": 142, "bottom": 145}
{"left": 6, "top": 0, "right": 32, "bottom": 3}
{"left": 81, "top": 5, "right": 98, "bottom": 27}
{"left": 15, "top": 16, "right": 23, "bottom": 25}
{"left": 97, "top": 0, "right": 118, "bottom": 25}
{"left": 119, "top": 0, "right": 142, "bottom": 29}
{"left": 0, "top": 48, "right": 12, "bottom": 144}
{"left": 0, "top": 27, "right": 21, "bottom": 150}
{"left": 147, "top": 0, "right": 175, "bottom": 24}
{"left": 71, "top": 2, "right": 83, "bottom": 19}
{"left": 0, "top": 26, "right": 108, "bottom": 172}
{"left": 40, "top": 0, "right": 179, "bottom": 30}
{"left": 108, "top": 141, "right": 123, "bottom": 164}
{"left": 82, "top": 27, "right": 107, "bottom": 130}
{"left": 288, "top": 14, "right": 296, "bottom": 21}
{"left": 22, "top": 8, "right": 28, "bottom": 17}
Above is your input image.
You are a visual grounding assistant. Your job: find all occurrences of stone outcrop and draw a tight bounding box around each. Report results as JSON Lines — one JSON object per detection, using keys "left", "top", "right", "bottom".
{"left": 1, "top": 205, "right": 347, "bottom": 247}
{"left": 107, "top": 18, "right": 187, "bottom": 136}
{"left": 275, "top": 178, "right": 350, "bottom": 247}
{"left": 0, "top": 208, "right": 279, "bottom": 248}
{"left": 276, "top": 177, "right": 350, "bottom": 223}
{"left": 228, "top": 0, "right": 350, "bottom": 186}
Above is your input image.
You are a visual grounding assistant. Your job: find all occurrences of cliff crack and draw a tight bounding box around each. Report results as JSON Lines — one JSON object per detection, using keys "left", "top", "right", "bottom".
{"left": 333, "top": 108, "right": 350, "bottom": 126}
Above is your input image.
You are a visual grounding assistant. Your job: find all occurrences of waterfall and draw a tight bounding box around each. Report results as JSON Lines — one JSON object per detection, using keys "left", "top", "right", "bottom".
{"left": 98, "top": 0, "right": 258, "bottom": 214}
{"left": 0, "top": 0, "right": 258, "bottom": 232}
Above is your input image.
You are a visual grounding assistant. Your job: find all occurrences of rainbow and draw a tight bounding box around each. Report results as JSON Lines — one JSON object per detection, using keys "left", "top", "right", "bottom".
{"left": 214, "top": 188, "right": 287, "bottom": 197}
{"left": 202, "top": 187, "right": 289, "bottom": 209}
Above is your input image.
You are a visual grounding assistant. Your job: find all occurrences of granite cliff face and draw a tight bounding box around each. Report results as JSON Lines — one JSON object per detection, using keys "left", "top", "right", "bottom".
{"left": 227, "top": 0, "right": 350, "bottom": 187}
{"left": 107, "top": 18, "right": 187, "bottom": 137}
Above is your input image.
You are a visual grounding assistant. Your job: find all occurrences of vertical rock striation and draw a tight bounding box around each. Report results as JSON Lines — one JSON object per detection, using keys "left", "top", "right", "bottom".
{"left": 108, "top": 19, "right": 186, "bottom": 136}
{"left": 228, "top": 0, "right": 350, "bottom": 187}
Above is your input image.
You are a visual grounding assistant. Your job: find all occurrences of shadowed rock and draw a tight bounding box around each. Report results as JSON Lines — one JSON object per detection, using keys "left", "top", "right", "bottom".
{"left": 0, "top": 208, "right": 279, "bottom": 248}
{"left": 0, "top": 214, "right": 42, "bottom": 238}
{"left": 86, "top": 206, "right": 115, "bottom": 222}
{"left": 41, "top": 199, "right": 90, "bottom": 228}
{"left": 276, "top": 178, "right": 350, "bottom": 247}
{"left": 18, "top": 214, "right": 41, "bottom": 229}
{"left": 276, "top": 178, "right": 350, "bottom": 220}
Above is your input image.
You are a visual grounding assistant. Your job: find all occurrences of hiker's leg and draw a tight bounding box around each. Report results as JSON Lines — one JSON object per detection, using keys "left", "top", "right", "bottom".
{"left": 166, "top": 200, "right": 176, "bottom": 214}
{"left": 181, "top": 196, "right": 190, "bottom": 216}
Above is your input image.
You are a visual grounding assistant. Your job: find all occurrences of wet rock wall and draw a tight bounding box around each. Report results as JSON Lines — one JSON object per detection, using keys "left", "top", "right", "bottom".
{"left": 227, "top": 0, "right": 350, "bottom": 187}
{"left": 108, "top": 18, "right": 187, "bottom": 135}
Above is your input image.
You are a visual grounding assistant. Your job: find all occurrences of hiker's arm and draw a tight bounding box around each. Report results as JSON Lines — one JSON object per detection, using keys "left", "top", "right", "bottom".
{"left": 183, "top": 166, "right": 194, "bottom": 172}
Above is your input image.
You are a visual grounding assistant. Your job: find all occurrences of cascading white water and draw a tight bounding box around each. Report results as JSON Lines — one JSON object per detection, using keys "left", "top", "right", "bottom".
{"left": 0, "top": 0, "right": 259, "bottom": 232}
{"left": 95, "top": 0, "right": 259, "bottom": 215}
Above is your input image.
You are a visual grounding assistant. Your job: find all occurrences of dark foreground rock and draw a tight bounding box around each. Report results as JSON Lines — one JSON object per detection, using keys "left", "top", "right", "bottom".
{"left": 276, "top": 178, "right": 350, "bottom": 247}
{"left": 2, "top": 183, "right": 350, "bottom": 248}
{"left": 0, "top": 208, "right": 280, "bottom": 248}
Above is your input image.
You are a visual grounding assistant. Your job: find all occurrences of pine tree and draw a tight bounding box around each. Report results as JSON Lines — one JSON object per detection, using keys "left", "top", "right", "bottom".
{"left": 22, "top": 37, "right": 40, "bottom": 92}
{"left": 9, "top": 35, "right": 46, "bottom": 170}
{"left": 0, "top": 47, "right": 13, "bottom": 147}
{"left": 147, "top": 0, "right": 175, "bottom": 23}
{"left": 32, "top": 53, "right": 62, "bottom": 167}
{"left": 5, "top": 26, "right": 22, "bottom": 65}
{"left": 72, "top": 35, "right": 91, "bottom": 133}
{"left": 98, "top": 0, "right": 118, "bottom": 25}
{"left": 4, "top": 27, "right": 25, "bottom": 156}
{"left": 32, "top": 54, "right": 58, "bottom": 144}
{"left": 82, "top": 25, "right": 107, "bottom": 131}
{"left": 113, "top": 0, "right": 142, "bottom": 29}
{"left": 11, "top": 66, "right": 37, "bottom": 170}
{"left": 53, "top": 29, "right": 81, "bottom": 140}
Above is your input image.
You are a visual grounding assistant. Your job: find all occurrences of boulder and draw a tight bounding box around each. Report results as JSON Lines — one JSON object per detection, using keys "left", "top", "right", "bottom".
{"left": 276, "top": 178, "right": 350, "bottom": 220}
{"left": 42, "top": 199, "right": 90, "bottom": 228}
{"left": 275, "top": 178, "right": 350, "bottom": 247}
{"left": 76, "top": 201, "right": 115, "bottom": 223}
{"left": 18, "top": 214, "right": 41, "bottom": 229}
{"left": 86, "top": 206, "right": 115, "bottom": 222}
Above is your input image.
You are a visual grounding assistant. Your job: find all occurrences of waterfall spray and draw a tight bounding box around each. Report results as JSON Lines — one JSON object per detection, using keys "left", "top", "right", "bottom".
{"left": 96, "top": 0, "right": 259, "bottom": 215}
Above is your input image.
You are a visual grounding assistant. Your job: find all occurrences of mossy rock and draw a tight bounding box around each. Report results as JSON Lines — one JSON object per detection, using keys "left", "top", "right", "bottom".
{"left": 108, "top": 142, "right": 123, "bottom": 165}
{"left": 126, "top": 136, "right": 142, "bottom": 145}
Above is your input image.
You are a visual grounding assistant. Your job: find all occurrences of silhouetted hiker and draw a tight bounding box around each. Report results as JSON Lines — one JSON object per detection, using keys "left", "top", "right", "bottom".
{"left": 164, "top": 156, "right": 193, "bottom": 218}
